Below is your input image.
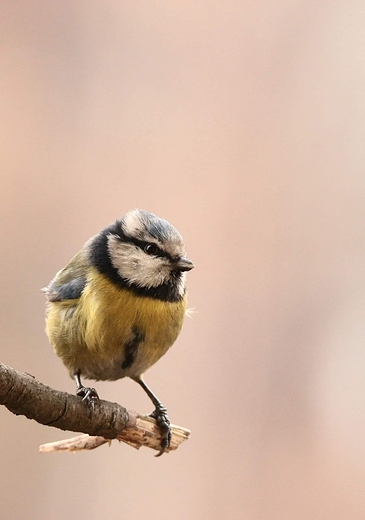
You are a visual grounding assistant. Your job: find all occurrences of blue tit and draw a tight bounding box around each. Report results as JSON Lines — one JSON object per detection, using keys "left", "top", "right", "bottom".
{"left": 44, "top": 209, "right": 194, "bottom": 455}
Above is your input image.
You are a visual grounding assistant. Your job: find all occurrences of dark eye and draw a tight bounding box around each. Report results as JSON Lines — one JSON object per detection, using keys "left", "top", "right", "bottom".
{"left": 144, "top": 243, "right": 158, "bottom": 255}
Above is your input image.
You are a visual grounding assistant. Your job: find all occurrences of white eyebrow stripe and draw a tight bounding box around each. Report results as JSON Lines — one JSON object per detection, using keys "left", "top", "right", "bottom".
{"left": 121, "top": 209, "right": 187, "bottom": 257}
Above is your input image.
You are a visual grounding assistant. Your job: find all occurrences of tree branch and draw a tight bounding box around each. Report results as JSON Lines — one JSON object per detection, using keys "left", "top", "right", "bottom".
{"left": 0, "top": 361, "right": 190, "bottom": 454}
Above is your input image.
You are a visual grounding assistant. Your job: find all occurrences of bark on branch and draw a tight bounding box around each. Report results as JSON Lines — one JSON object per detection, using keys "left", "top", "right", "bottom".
{"left": 0, "top": 361, "right": 190, "bottom": 454}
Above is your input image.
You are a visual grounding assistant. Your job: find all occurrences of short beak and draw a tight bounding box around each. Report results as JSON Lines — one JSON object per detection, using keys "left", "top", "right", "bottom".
{"left": 174, "top": 256, "right": 195, "bottom": 272}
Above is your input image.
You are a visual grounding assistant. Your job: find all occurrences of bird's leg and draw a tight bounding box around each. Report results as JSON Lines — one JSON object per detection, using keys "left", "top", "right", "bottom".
{"left": 73, "top": 371, "right": 99, "bottom": 412}
{"left": 135, "top": 378, "right": 172, "bottom": 457}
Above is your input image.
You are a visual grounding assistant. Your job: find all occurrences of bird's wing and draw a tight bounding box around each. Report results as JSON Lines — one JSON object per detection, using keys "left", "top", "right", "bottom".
{"left": 43, "top": 247, "right": 90, "bottom": 302}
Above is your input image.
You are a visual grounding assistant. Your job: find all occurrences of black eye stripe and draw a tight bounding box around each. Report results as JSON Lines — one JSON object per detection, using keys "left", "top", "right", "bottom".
{"left": 140, "top": 241, "right": 166, "bottom": 258}
{"left": 113, "top": 232, "right": 170, "bottom": 260}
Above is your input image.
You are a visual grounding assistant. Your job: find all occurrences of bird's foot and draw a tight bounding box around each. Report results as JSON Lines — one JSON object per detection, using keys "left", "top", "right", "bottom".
{"left": 76, "top": 385, "right": 99, "bottom": 413}
{"left": 150, "top": 404, "right": 172, "bottom": 457}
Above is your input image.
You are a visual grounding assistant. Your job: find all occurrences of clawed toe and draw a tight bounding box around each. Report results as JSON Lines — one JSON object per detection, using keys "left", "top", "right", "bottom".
{"left": 76, "top": 386, "right": 99, "bottom": 413}
{"left": 150, "top": 404, "right": 172, "bottom": 456}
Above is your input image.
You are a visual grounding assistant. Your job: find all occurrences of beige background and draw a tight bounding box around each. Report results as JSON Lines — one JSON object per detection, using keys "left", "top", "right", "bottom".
{"left": 2, "top": 2, "right": 365, "bottom": 519}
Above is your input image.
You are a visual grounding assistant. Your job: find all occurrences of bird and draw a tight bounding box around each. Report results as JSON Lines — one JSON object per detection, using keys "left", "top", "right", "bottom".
{"left": 44, "top": 209, "right": 194, "bottom": 456}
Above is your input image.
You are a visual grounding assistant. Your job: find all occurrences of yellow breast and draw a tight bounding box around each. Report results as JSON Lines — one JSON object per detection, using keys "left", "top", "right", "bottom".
{"left": 46, "top": 268, "right": 187, "bottom": 381}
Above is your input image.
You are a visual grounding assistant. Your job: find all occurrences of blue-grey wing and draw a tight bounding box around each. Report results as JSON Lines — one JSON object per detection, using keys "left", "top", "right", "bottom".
{"left": 43, "top": 247, "right": 90, "bottom": 303}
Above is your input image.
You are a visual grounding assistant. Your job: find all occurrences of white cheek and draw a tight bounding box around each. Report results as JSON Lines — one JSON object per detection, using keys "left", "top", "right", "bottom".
{"left": 177, "top": 272, "right": 186, "bottom": 298}
{"left": 108, "top": 237, "right": 171, "bottom": 288}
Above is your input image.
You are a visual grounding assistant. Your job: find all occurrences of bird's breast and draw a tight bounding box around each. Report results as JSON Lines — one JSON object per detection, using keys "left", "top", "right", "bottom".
{"left": 75, "top": 270, "right": 187, "bottom": 379}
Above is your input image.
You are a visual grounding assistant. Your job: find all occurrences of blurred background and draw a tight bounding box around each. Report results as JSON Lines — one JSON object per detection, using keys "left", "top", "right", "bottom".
{"left": 1, "top": 1, "right": 365, "bottom": 519}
